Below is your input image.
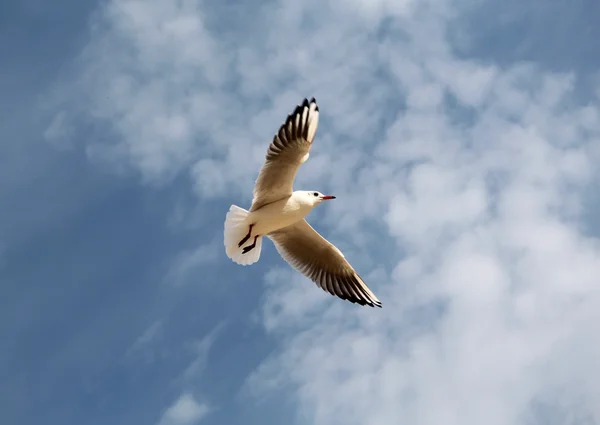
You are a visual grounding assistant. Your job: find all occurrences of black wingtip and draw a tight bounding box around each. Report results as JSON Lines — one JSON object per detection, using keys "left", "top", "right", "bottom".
{"left": 299, "top": 97, "right": 317, "bottom": 109}
{"left": 365, "top": 299, "right": 382, "bottom": 308}
{"left": 291, "top": 98, "right": 318, "bottom": 119}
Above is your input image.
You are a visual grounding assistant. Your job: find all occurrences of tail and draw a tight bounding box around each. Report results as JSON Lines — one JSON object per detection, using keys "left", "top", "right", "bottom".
{"left": 224, "top": 205, "right": 262, "bottom": 266}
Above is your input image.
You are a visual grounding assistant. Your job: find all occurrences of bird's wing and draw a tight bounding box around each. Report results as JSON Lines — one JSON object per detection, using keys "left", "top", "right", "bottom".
{"left": 267, "top": 219, "right": 382, "bottom": 307}
{"left": 250, "top": 98, "right": 319, "bottom": 211}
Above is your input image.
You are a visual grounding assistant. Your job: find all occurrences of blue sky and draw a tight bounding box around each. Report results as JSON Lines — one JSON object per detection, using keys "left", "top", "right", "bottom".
{"left": 2, "top": 0, "right": 600, "bottom": 424}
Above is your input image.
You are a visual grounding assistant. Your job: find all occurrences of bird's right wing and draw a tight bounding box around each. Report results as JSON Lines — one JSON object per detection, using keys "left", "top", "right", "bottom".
{"left": 250, "top": 98, "right": 319, "bottom": 212}
{"left": 267, "top": 219, "right": 382, "bottom": 307}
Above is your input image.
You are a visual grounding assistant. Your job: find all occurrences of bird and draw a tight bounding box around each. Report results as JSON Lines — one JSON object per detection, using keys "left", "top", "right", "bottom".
{"left": 223, "top": 97, "right": 382, "bottom": 308}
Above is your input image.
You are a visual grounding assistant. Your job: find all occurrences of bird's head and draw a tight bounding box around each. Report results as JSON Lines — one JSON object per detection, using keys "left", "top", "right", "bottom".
{"left": 303, "top": 190, "right": 336, "bottom": 206}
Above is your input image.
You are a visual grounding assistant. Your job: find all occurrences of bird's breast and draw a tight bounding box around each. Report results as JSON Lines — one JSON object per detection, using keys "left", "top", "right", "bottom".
{"left": 251, "top": 197, "right": 311, "bottom": 235}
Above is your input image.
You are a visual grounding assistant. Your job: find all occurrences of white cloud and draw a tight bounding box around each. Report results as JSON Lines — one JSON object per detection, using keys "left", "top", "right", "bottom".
{"left": 259, "top": 268, "right": 331, "bottom": 333}
{"left": 244, "top": 3, "right": 600, "bottom": 425}
{"left": 156, "top": 324, "right": 222, "bottom": 425}
{"left": 158, "top": 393, "right": 209, "bottom": 425}
{"left": 180, "top": 322, "right": 224, "bottom": 382}
{"left": 164, "top": 238, "right": 220, "bottom": 285}
{"left": 126, "top": 319, "right": 164, "bottom": 358}
{"left": 43, "top": 110, "right": 73, "bottom": 150}
{"left": 46, "top": 0, "right": 600, "bottom": 424}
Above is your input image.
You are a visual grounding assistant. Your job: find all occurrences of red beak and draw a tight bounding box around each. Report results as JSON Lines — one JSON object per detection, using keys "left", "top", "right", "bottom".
{"left": 321, "top": 195, "right": 336, "bottom": 200}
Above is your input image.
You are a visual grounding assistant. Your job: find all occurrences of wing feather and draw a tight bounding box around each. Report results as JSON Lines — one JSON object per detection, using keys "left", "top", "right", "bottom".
{"left": 250, "top": 98, "right": 319, "bottom": 211}
{"left": 267, "top": 220, "right": 382, "bottom": 307}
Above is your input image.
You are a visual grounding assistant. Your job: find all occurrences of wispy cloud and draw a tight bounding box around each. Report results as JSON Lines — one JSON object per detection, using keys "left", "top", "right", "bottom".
{"left": 158, "top": 393, "right": 209, "bottom": 425}
{"left": 180, "top": 322, "right": 224, "bottom": 382}
{"left": 149, "top": 322, "right": 223, "bottom": 425}
{"left": 125, "top": 319, "right": 164, "bottom": 364}
{"left": 164, "top": 238, "right": 221, "bottom": 286}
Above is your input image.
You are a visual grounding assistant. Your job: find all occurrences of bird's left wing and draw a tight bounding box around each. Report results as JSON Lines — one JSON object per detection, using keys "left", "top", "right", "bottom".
{"left": 250, "top": 98, "right": 319, "bottom": 211}
{"left": 267, "top": 219, "right": 382, "bottom": 307}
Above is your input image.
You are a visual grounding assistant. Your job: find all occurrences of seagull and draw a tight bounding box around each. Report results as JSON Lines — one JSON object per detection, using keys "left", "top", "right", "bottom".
{"left": 224, "top": 97, "right": 382, "bottom": 308}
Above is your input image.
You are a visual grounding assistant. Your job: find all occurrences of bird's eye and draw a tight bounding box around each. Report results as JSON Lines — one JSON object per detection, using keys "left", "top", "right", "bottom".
{"left": 313, "top": 192, "right": 318, "bottom": 197}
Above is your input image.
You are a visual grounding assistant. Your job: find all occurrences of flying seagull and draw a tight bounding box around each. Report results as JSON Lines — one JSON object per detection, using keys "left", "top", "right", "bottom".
{"left": 224, "top": 97, "right": 382, "bottom": 308}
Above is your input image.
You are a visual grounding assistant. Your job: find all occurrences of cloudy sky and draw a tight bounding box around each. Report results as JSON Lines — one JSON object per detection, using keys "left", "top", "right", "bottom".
{"left": 2, "top": 0, "right": 600, "bottom": 424}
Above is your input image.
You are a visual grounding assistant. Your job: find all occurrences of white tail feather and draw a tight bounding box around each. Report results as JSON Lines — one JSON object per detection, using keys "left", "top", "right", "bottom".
{"left": 224, "top": 205, "right": 262, "bottom": 266}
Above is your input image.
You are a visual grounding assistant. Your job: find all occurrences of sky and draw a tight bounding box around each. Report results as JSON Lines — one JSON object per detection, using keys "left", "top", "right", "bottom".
{"left": 2, "top": 0, "right": 600, "bottom": 424}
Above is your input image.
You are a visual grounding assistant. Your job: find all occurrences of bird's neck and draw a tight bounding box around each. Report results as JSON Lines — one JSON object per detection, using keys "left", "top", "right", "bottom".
{"left": 291, "top": 192, "right": 316, "bottom": 209}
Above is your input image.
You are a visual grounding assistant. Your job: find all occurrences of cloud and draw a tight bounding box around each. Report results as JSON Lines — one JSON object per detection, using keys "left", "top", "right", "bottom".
{"left": 259, "top": 268, "right": 331, "bottom": 333}
{"left": 154, "top": 324, "right": 224, "bottom": 425}
{"left": 129, "top": 320, "right": 164, "bottom": 351}
{"left": 44, "top": 0, "right": 600, "bottom": 424}
{"left": 43, "top": 111, "right": 73, "bottom": 150}
{"left": 158, "top": 393, "right": 209, "bottom": 425}
{"left": 45, "top": 0, "right": 238, "bottom": 185}
{"left": 164, "top": 238, "right": 221, "bottom": 286}
{"left": 152, "top": 323, "right": 222, "bottom": 425}
{"left": 241, "top": 3, "right": 600, "bottom": 425}
{"left": 180, "top": 322, "right": 224, "bottom": 382}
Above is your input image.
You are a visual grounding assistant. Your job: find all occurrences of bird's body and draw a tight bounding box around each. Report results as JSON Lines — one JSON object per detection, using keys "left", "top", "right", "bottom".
{"left": 248, "top": 192, "right": 314, "bottom": 236}
{"left": 224, "top": 98, "right": 382, "bottom": 307}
